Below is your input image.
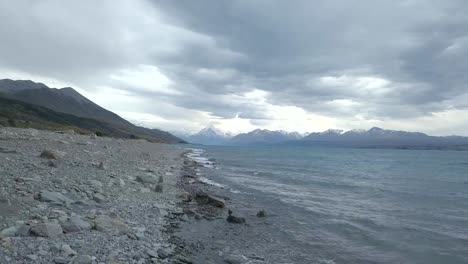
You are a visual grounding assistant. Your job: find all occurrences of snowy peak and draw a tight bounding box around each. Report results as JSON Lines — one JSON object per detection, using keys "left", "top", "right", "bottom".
{"left": 184, "top": 126, "right": 233, "bottom": 145}
{"left": 303, "top": 127, "right": 430, "bottom": 141}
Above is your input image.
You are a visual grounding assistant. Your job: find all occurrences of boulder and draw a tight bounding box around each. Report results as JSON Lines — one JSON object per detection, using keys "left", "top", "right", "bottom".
{"left": 92, "top": 193, "right": 106, "bottom": 203}
{"left": 256, "top": 210, "right": 267, "bottom": 217}
{"left": 16, "top": 224, "right": 31, "bottom": 236}
{"left": 158, "top": 176, "right": 164, "bottom": 183}
{"left": 40, "top": 149, "right": 66, "bottom": 160}
{"left": 136, "top": 175, "right": 156, "bottom": 184}
{"left": 36, "top": 190, "right": 74, "bottom": 205}
{"left": 154, "top": 184, "right": 163, "bottom": 193}
{"left": 157, "top": 248, "right": 171, "bottom": 259}
{"left": 94, "top": 215, "right": 129, "bottom": 235}
{"left": 226, "top": 210, "right": 245, "bottom": 224}
{"left": 30, "top": 223, "right": 63, "bottom": 237}
{"left": 61, "top": 216, "right": 92, "bottom": 233}
{"left": 72, "top": 255, "right": 93, "bottom": 264}
{"left": 0, "top": 226, "right": 17, "bottom": 237}
{"left": 196, "top": 192, "right": 225, "bottom": 208}
{"left": 177, "top": 192, "right": 192, "bottom": 202}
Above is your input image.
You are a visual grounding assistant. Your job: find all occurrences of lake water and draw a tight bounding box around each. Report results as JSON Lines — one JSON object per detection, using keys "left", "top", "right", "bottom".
{"left": 187, "top": 145, "right": 468, "bottom": 264}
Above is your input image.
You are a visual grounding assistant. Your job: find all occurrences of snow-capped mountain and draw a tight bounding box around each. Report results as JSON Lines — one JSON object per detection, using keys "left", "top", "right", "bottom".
{"left": 184, "top": 126, "right": 233, "bottom": 145}
{"left": 303, "top": 127, "right": 429, "bottom": 141}
{"left": 296, "top": 127, "right": 468, "bottom": 149}
{"left": 229, "top": 129, "right": 304, "bottom": 145}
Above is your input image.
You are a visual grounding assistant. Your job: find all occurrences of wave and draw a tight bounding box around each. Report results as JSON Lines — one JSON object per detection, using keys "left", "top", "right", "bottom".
{"left": 185, "top": 147, "right": 240, "bottom": 193}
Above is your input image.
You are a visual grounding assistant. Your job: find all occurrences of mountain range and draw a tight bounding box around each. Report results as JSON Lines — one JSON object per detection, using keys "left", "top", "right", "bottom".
{"left": 0, "top": 79, "right": 184, "bottom": 143}
{"left": 181, "top": 126, "right": 468, "bottom": 150}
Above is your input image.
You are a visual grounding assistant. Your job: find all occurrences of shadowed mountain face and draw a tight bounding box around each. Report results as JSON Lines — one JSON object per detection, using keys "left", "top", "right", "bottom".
{"left": 0, "top": 79, "right": 184, "bottom": 143}
{"left": 0, "top": 79, "right": 130, "bottom": 126}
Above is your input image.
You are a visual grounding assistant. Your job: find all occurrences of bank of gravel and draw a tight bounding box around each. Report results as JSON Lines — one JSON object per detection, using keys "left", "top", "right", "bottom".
{"left": 0, "top": 127, "right": 192, "bottom": 264}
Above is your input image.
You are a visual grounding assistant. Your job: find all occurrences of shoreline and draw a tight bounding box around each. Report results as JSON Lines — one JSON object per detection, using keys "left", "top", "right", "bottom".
{"left": 171, "top": 148, "right": 268, "bottom": 264}
{"left": 0, "top": 127, "right": 190, "bottom": 263}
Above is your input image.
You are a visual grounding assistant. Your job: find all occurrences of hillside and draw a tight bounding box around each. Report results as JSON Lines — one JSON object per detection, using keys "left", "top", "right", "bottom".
{"left": 0, "top": 79, "right": 184, "bottom": 143}
{"left": 0, "top": 95, "right": 184, "bottom": 143}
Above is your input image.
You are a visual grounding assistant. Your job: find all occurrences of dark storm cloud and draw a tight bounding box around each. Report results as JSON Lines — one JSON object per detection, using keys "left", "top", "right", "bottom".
{"left": 1, "top": 0, "right": 468, "bottom": 128}
{"left": 151, "top": 0, "right": 468, "bottom": 119}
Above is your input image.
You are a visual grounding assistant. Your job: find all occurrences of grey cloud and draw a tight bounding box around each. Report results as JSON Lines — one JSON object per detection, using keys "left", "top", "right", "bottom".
{"left": 1, "top": 0, "right": 468, "bottom": 132}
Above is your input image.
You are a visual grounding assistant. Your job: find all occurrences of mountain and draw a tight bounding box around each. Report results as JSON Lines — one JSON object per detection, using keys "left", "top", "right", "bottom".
{"left": 184, "top": 126, "right": 233, "bottom": 145}
{"left": 299, "top": 127, "right": 468, "bottom": 150}
{"left": 0, "top": 79, "right": 130, "bottom": 126}
{"left": 0, "top": 79, "right": 184, "bottom": 143}
{"left": 228, "top": 129, "right": 303, "bottom": 145}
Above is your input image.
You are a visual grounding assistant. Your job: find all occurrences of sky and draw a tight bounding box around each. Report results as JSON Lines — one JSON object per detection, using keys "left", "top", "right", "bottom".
{"left": 1, "top": 0, "right": 468, "bottom": 135}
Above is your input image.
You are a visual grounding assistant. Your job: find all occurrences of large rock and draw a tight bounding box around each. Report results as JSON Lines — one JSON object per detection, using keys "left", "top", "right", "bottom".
{"left": 93, "top": 193, "right": 106, "bottom": 203}
{"left": 157, "top": 248, "right": 171, "bottom": 259}
{"left": 30, "top": 223, "right": 63, "bottom": 237}
{"left": 72, "top": 255, "right": 93, "bottom": 264}
{"left": 154, "top": 184, "right": 163, "bottom": 193}
{"left": 196, "top": 192, "right": 225, "bottom": 208}
{"left": 61, "top": 216, "right": 92, "bottom": 233}
{"left": 40, "top": 149, "right": 66, "bottom": 160}
{"left": 136, "top": 174, "right": 156, "bottom": 184}
{"left": 36, "top": 190, "right": 74, "bottom": 205}
{"left": 226, "top": 210, "right": 245, "bottom": 224}
{"left": 94, "top": 215, "right": 129, "bottom": 235}
{"left": 256, "top": 210, "right": 267, "bottom": 217}
{"left": 0, "top": 226, "right": 17, "bottom": 237}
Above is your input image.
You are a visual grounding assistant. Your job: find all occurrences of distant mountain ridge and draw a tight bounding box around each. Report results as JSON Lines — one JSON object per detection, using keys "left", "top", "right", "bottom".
{"left": 0, "top": 79, "right": 184, "bottom": 143}
{"left": 298, "top": 127, "right": 468, "bottom": 150}
{"left": 181, "top": 126, "right": 468, "bottom": 150}
{"left": 228, "top": 129, "right": 302, "bottom": 145}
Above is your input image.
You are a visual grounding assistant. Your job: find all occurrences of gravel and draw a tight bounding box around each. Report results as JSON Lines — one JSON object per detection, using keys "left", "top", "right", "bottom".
{"left": 0, "top": 127, "right": 189, "bottom": 263}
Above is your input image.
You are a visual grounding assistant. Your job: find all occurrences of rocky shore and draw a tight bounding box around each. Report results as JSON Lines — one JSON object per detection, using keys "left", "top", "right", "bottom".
{"left": 0, "top": 127, "right": 191, "bottom": 264}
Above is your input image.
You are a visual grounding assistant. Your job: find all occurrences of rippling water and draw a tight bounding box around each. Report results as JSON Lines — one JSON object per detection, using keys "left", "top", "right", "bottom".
{"left": 189, "top": 145, "right": 468, "bottom": 264}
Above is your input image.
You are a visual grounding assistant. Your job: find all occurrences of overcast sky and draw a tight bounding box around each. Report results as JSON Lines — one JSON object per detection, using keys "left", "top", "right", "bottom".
{"left": 1, "top": 0, "right": 468, "bottom": 135}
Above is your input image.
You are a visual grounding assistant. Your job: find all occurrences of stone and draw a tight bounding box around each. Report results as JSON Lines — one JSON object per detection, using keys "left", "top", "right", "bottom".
{"left": 88, "top": 180, "right": 103, "bottom": 189}
{"left": 26, "top": 254, "right": 38, "bottom": 261}
{"left": 40, "top": 149, "right": 66, "bottom": 160}
{"left": 146, "top": 249, "right": 158, "bottom": 258}
{"left": 177, "top": 192, "right": 192, "bottom": 202}
{"left": 15, "top": 224, "right": 31, "bottom": 236}
{"left": 61, "top": 244, "right": 77, "bottom": 256}
{"left": 61, "top": 216, "right": 92, "bottom": 233}
{"left": 37, "top": 190, "right": 74, "bottom": 205}
{"left": 158, "top": 176, "right": 164, "bottom": 183}
{"left": 224, "top": 255, "right": 244, "bottom": 264}
{"left": 72, "top": 255, "right": 93, "bottom": 264}
{"left": 196, "top": 192, "right": 225, "bottom": 208}
{"left": 0, "top": 226, "right": 17, "bottom": 237}
{"left": 139, "top": 187, "right": 151, "bottom": 193}
{"left": 154, "top": 184, "right": 163, "bottom": 193}
{"left": 54, "top": 257, "right": 70, "bottom": 264}
{"left": 226, "top": 210, "right": 245, "bottom": 224}
{"left": 256, "top": 210, "right": 267, "bottom": 217}
{"left": 157, "top": 248, "right": 171, "bottom": 259}
{"left": 119, "top": 179, "right": 126, "bottom": 187}
{"left": 93, "top": 193, "right": 106, "bottom": 203}
{"left": 94, "top": 215, "right": 129, "bottom": 235}
{"left": 0, "top": 147, "right": 18, "bottom": 154}
{"left": 97, "top": 162, "right": 106, "bottom": 170}
{"left": 136, "top": 175, "right": 156, "bottom": 184}
{"left": 48, "top": 160, "right": 59, "bottom": 167}
{"left": 30, "top": 223, "right": 63, "bottom": 237}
